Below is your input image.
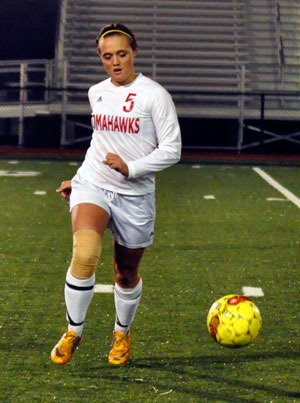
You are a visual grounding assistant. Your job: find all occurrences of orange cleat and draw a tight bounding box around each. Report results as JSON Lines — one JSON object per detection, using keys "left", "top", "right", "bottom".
{"left": 108, "top": 330, "right": 131, "bottom": 365}
{"left": 51, "top": 330, "right": 82, "bottom": 365}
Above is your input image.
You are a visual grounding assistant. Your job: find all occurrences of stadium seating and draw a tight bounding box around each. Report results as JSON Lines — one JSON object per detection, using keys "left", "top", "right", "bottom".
{"left": 57, "top": 0, "right": 248, "bottom": 113}
{"left": 0, "top": 0, "right": 299, "bottom": 146}
{"left": 53, "top": 0, "right": 300, "bottom": 117}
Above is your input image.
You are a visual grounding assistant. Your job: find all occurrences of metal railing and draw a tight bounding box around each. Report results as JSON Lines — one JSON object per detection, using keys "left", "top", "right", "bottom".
{"left": 0, "top": 60, "right": 54, "bottom": 103}
{"left": 0, "top": 59, "right": 66, "bottom": 145}
{"left": 275, "top": 1, "right": 285, "bottom": 90}
{"left": 1, "top": 60, "right": 300, "bottom": 151}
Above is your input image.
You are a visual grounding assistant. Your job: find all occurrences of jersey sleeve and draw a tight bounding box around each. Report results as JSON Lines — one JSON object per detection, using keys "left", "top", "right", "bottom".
{"left": 127, "top": 88, "right": 181, "bottom": 179}
{"left": 88, "top": 85, "right": 98, "bottom": 110}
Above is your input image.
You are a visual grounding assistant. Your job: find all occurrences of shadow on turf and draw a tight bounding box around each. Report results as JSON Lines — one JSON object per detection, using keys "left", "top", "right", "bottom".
{"left": 91, "top": 351, "right": 300, "bottom": 402}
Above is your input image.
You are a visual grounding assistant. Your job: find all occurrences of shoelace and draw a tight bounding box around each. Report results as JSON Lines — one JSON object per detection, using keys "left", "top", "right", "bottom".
{"left": 114, "top": 334, "right": 128, "bottom": 348}
{"left": 65, "top": 333, "right": 79, "bottom": 346}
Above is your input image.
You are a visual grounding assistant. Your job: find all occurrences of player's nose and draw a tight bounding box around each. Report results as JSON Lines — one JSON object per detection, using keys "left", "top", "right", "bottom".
{"left": 112, "top": 55, "right": 120, "bottom": 65}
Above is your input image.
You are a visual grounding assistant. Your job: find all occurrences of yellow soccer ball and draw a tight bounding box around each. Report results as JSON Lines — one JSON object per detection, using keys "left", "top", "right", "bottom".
{"left": 207, "top": 294, "right": 262, "bottom": 348}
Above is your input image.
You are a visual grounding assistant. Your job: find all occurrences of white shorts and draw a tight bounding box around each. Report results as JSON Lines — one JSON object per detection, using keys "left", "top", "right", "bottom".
{"left": 70, "top": 175, "right": 155, "bottom": 248}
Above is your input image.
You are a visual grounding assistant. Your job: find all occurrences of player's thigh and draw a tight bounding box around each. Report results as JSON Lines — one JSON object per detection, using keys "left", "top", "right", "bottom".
{"left": 71, "top": 203, "right": 110, "bottom": 236}
{"left": 110, "top": 193, "right": 155, "bottom": 248}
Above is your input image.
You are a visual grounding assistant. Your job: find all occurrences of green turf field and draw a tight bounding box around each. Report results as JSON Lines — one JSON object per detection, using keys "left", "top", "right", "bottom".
{"left": 0, "top": 159, "right": 299, "bottom": 402}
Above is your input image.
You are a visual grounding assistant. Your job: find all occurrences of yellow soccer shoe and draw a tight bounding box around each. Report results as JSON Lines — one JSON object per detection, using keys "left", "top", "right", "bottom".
{"left": 51, "top": 330, "right": 82, "bottom": 365}
{"left": 108, "top": 330, "right": 131, "bottom": 365}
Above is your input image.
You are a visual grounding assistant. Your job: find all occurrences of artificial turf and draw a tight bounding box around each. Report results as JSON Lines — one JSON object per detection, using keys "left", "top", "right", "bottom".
{"left": 0, "top": 160, "right": 299, "bottom": 402}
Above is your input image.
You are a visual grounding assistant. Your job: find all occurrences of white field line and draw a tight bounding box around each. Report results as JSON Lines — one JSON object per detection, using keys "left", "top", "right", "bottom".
{"left": 267, "top": 197, "right": 286, "bottom": 202}
{"left": 242, "top": 286, "right": 264, "bottom": 297}
{"left": 94, "top": 284, "right": 114, "bottom": 293}
{"left": 0, "top": 170, "right": 40, "bottom": 177}
{"left": 253, "top": 167, "right": 300, "bottom": 209}
{"left": 34, "top": 190, "right": 47, "bottom": 195}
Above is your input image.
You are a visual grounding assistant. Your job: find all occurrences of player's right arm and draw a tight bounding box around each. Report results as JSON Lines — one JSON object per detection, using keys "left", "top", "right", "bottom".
{"left": 56, "top": 180, "right": 72, "bottom": 200}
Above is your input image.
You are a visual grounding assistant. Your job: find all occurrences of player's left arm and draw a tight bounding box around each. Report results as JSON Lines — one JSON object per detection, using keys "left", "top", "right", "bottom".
{"left": 127, "top": 89, "right": 181, "bottom": 179}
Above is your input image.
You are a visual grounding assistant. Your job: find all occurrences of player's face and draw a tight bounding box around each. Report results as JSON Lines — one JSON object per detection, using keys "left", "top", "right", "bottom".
{"left": 99, "top": 35, "right": 137, "bottom": 86}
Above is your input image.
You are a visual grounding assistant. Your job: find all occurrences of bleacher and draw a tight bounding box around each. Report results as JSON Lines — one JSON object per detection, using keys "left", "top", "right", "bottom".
{"left": 278, "top": 0, "right": 300, "bottom": 106}
{"left": 0, "top": 0, "right": 300, "bottom": 147}
{"left": 53, "top": 0, "right": 299, "bottom": 116}
{"left": 57, "top": 0, "right": 249, "bottom": 116}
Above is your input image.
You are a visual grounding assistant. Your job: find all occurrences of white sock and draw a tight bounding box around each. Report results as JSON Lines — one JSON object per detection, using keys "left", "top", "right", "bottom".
{"left": 64, "top": 269, "right": 95, "bottom": 337}
{"left": 114, "top": 279, "right": 143, "bottom": 333}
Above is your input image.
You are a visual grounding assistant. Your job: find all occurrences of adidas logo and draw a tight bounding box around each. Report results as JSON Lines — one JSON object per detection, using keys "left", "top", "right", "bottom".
{"left": 97, "top": 96, "right": 102, "bottom": 102}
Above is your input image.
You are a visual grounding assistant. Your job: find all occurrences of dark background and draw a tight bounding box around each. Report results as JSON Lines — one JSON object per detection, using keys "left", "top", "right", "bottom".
{"left": 0, "top": 0, "right": 60, "bottom": 60}
{"left": 1, "top": 1, "right": 299, "bottom": 154}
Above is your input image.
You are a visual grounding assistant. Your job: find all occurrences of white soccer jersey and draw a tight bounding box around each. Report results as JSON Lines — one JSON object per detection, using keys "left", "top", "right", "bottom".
{"left": 75, "top": 73, "right": 181, "bottom": 195}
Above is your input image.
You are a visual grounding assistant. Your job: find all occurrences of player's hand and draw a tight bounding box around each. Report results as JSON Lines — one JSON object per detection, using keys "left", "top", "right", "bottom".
{"left": 56, "top": 180, "right": 72, "bottom": 200}
{"left": 103, "top": 153, "right": 129, "bottom": 177}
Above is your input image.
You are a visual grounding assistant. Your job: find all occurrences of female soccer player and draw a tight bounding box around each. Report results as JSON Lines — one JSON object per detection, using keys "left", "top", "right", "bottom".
{"left": 51, "top": 22, "right": 181, "bottom": 365}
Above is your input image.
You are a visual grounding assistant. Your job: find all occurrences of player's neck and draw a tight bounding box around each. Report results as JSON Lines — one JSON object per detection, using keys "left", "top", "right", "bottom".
{"left": 111, "top": 72, "right": 138, "bottom": 87}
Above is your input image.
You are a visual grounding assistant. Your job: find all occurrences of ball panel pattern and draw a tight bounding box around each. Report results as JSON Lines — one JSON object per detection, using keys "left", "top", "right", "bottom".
{"left": 207, "top": 294, "right": 262, "bottom": 348}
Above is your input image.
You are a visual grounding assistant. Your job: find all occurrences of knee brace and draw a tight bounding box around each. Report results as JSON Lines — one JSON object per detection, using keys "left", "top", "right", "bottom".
{"left": 69, "top": 229, "right": 102, "bottom": 279}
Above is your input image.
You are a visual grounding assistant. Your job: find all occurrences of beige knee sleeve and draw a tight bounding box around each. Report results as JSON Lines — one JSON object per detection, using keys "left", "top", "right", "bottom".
{"left": 70, "top": 229, "right": 102, "bottom": 279}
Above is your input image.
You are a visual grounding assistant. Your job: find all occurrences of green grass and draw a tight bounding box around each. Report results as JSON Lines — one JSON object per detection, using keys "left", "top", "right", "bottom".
{"left": 0, "top": 160, "right": 299, "bottom": 402}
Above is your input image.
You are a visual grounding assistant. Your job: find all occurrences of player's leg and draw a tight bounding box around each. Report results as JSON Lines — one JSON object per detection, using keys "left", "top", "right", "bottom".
{"left": 107, "top": 191, "right": 155, "bottom": 365}
{"left": 113, "top": 241, "right": 144, "bottom": 330}
{"left": 65, "top": 203, "right": 109, "bottom": 335}
{"left": 108, "top": 242, "right": 144, "bottom": 365}
{"left": 51, "top": 203, "right": 109, "bottom": 365}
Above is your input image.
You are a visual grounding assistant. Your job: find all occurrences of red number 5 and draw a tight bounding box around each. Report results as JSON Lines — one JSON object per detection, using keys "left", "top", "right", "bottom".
{"left": 123, "top": 93, "right": 136, "bottom": 113}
